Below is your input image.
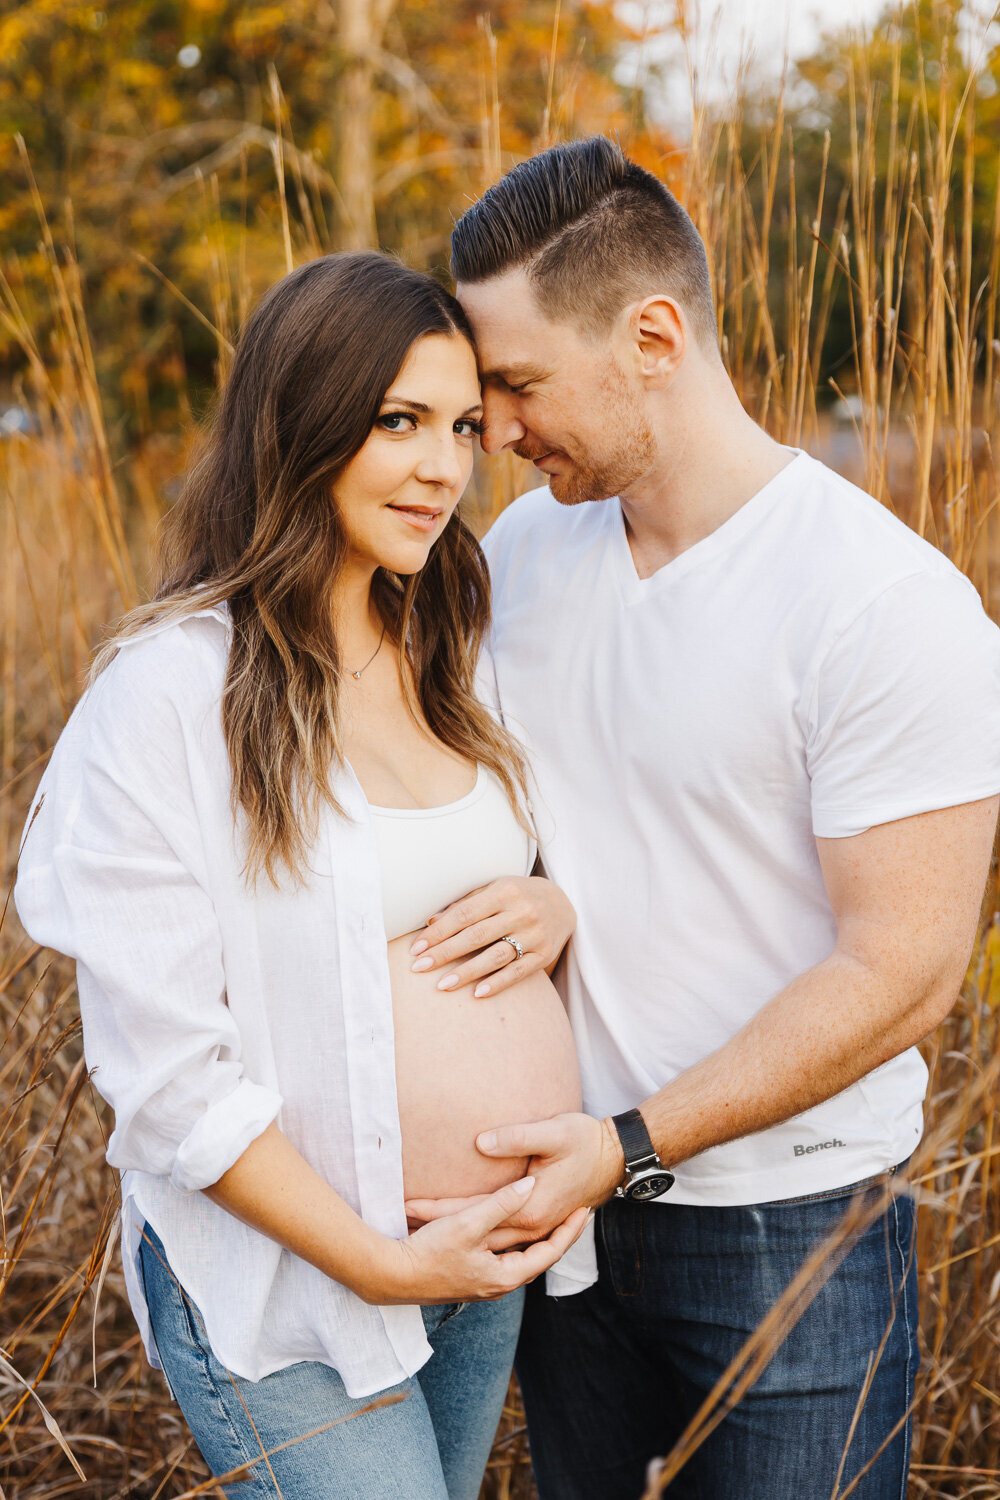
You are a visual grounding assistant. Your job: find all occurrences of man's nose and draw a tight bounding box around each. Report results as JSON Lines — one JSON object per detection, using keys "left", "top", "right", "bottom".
{"left": 480, "top": 395, "right": 526, "bottom": 455}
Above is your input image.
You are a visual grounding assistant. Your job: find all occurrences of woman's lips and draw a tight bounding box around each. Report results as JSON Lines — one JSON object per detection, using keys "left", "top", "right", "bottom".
{"left": 387, "top": 505, "right": 442, "bottom": 533}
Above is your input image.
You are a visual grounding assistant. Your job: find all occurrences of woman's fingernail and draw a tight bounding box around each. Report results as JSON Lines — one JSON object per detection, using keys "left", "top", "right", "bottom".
{"left": 474, "top": 982, "right": 491, "bottom": 998}
{"left": 411, "top": 956, "right": 433, "bottom": 973}
{"left": 410, "top": 939, "right": 428, "bottom": 956}
{"left": 514, "top": 1174, "right": 534, "bottom": 1194}
{"left": 437, "top": 973, "right": 459, "bottom": 991}
{"left": 479, "top": 1131, "right": 498, "bottom": 1152}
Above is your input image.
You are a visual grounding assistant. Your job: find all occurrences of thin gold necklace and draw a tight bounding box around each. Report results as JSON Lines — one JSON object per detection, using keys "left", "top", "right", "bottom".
{"left": 348, "top": 624, "right": 386, "bottom": 681}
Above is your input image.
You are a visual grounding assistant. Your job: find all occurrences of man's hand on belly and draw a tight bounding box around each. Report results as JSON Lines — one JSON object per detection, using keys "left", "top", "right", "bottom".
{"left": 405, "top": 1112, "right": 625, "bottom": 1249}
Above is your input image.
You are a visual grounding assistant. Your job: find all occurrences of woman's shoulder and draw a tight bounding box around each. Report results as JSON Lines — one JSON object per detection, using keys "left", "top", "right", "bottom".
{"left": 16, "top": 609, "right": 232, "bottom": 934}
{"left": 93, "top": 606, "right": 229, "bottom": 712}
{"left": 63, "top": 606, "right": 231, "bottom": 776}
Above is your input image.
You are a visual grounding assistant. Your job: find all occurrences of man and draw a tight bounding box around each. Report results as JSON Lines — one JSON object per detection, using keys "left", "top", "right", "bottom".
{"left": 408, "top": 137, "right": 1000, "bottom": 1497}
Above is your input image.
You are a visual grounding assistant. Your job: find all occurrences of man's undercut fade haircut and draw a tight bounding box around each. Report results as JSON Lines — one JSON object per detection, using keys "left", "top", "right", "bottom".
{"left": 451, "top": 136, "right": 718, "bottom": 350}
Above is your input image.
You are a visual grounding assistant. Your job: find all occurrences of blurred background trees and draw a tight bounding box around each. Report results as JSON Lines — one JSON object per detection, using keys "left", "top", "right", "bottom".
{"left": 0, "top": 0, "right": 661, "bottom": 430}
{"left": 5, "top": 0, "right": 999, "bottom": 442}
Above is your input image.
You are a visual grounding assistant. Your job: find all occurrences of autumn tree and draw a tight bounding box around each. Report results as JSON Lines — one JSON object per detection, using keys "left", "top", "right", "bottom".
{"left": 0, "top": 0, "right": 669, "bottom": 429}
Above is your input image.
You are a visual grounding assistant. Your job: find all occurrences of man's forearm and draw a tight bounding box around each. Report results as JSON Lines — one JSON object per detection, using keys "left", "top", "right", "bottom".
{"left": 638, "top": 950, "right": 956, "bottom": 1171}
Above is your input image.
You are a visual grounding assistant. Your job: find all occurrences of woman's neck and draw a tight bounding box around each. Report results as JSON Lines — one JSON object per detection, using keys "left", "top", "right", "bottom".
{"left": 331, "top": 561, "right": 383, "bottom": 668}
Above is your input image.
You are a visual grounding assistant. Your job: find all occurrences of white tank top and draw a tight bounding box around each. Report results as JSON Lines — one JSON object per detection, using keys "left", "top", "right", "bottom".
{"left": 368, "top": 765, "right": 536, "bottom": 942}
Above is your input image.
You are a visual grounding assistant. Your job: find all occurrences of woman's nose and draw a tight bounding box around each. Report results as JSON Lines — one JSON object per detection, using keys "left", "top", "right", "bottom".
{"left": 417, "top": 435, "right": 465, "bottom": 488}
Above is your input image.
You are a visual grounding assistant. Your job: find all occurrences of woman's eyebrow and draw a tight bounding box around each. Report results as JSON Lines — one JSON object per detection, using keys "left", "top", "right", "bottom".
{"left": 381, "top": 397, "right": 431, "bottom": 412}
{"left": 381, "top": 397, "right": 484, "bottom": 416}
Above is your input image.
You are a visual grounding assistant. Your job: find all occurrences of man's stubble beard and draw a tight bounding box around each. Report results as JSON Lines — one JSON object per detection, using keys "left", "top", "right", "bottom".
{"left": 521, "top": 359, "right": 657, "bottom": 507}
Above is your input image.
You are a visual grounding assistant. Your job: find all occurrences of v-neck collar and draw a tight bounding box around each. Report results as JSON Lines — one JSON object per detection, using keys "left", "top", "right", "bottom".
{"left": 610, "top": 449, "right": 806, "bottom": 606}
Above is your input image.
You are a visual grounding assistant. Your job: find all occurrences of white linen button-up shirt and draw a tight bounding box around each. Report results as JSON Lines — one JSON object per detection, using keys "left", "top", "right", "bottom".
{"left": 14, "top": 605, "right": 436, "bottom": 1397}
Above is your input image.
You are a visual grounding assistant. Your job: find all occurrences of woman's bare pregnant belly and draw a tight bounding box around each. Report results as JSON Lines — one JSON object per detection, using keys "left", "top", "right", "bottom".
{"left": 389, "top": 933, "right": 582, "bottom": 1202}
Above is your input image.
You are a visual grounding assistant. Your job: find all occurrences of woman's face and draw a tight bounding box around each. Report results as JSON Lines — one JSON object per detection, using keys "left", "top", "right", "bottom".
{"left": 334, "top": 332, "right": 483, "bottom": 578}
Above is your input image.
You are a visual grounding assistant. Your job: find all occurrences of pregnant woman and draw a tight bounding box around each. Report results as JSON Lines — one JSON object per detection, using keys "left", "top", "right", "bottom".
{"left": 14, "top": 252, "right": 587, "bottom": 1499}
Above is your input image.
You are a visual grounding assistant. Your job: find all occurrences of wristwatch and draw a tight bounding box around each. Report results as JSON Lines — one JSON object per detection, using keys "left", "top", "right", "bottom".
{"left": 611, "top": 1108, "right": 675, "bottom": 1202}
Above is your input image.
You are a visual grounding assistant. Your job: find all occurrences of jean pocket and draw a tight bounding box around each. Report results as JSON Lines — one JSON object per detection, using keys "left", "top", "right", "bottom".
{"left": 137, "top": 1222, "right": 184, "bottom": 1403}
{"left": 438, "top": 1301, "right": 469, "bottom": 1326}
{"left": 139, "top": 1220, "right": 212, "bottom": 1359}
{"left": 599, "top": 1203, "right": 646, "bottom": 1299}
{"left": 762, "top": 1164, "right": 900, "bottom": 1208}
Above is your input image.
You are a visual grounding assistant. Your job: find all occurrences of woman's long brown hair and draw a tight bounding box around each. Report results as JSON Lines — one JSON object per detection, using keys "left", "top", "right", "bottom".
{"left": 92, "top": 252, "right": 530, "bottom": 884}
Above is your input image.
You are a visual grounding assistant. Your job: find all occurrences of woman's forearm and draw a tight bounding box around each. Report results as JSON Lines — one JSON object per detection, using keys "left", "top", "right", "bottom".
{"left": 202, "top": 1120, "right": 395, "bottom": 1302}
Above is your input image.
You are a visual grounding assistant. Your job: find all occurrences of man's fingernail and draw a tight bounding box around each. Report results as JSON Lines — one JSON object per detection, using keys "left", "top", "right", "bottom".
{"left": 474, "top": 982, "right": 491, "bottom": 998}
{"left": 410, "top": 939, "right": 428, "bottom": 956}
{"left": 514, "top": 1175, "right": 535, "bottom": 1195}
{"left": 411, "top": 956, "right": 433, "bottom": 972}
{"left": 437, "top": 973, "right": 459, "bottom": 990}
{"left": 479, "top": 1131, "right": 498, "bottom": 1152}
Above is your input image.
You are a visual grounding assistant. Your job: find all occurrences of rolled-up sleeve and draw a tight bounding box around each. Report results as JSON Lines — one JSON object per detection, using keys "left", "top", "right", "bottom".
{"left": 15, "top": 640, "right": 283, "bottom": 1192}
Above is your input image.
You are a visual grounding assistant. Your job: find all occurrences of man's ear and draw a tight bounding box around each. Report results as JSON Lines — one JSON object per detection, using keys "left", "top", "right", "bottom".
{"left": 626, "top": 295, "right": 686, "bottom": 389}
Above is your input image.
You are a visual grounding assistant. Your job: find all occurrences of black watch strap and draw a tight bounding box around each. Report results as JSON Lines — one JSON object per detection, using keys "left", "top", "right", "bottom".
{"left": 611, "top": 1108, "right": 659, "bottom": 1170}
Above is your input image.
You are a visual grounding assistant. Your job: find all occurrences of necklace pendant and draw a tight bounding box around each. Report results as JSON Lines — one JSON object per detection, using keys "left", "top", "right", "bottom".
{"left": 351, "top": 670, "right": 361, "bottom": 680}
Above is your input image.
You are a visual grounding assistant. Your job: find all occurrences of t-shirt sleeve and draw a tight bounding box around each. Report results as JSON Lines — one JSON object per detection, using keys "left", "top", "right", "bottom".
{"left": 806, "top": 568, "right": 1000, "bottom": 837}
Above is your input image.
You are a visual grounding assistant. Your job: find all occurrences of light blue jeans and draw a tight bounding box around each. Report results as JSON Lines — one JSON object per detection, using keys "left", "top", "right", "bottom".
{"left": 138, "top": 1220, "right": 524, "bottom": 1499}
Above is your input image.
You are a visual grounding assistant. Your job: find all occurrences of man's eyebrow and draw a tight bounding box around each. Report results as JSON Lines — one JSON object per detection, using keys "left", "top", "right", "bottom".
{"left": 479, "top": 364, "right": 547, "bottom": 384}
{"left": 381, "top": 397, "right": 484, "bottom": 416}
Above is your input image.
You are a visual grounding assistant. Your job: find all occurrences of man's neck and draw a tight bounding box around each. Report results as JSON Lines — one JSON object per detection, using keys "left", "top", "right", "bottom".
{"left": 619, "top": 389, "right": 792, "bottom": 580}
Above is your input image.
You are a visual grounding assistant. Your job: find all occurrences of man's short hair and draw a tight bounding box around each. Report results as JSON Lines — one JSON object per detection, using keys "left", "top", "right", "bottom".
{"left": 451, "top": 136, "right": 718, "bottom": 350}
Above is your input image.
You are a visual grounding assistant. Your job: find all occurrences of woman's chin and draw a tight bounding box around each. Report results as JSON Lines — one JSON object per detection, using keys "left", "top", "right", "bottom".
{"left": 374, "top": 539, "right": 438, "bottom": 575}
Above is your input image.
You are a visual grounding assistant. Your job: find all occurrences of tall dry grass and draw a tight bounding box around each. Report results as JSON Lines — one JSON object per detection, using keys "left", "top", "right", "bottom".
{"left": 3, "top": 12, "right": 1000, "bottom": 1498}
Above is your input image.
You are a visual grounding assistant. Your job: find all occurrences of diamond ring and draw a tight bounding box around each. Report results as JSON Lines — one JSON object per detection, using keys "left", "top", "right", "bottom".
{"left": 500, "top": 935, "right": 524, "bottom": 962}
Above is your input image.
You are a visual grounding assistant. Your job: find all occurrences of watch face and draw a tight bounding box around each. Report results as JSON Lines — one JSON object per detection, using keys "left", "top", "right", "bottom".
{"left": 626, "top": 1170, "right": 675, "bottom": 1202}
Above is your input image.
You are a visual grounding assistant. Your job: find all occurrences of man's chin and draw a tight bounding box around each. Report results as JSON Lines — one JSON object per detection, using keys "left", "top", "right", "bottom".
{"left": 547, "top": 469, "right": 613, "bottom": 507}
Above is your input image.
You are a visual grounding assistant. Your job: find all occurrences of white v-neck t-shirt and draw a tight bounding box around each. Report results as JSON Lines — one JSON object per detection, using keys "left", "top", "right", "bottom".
{"left": 483, "top": 449, "right": 1000, "bottom": 1206}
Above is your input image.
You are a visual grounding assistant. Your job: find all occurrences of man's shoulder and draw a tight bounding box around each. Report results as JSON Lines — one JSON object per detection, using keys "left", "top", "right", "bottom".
{"left": 789, "top": 452, "right": 968, "bottom": 602}
{"left": 483, "top": 484, "right": 611, "bottom": 578}
{"left": 483, "top": 484, "right": 564, "bottom": 547}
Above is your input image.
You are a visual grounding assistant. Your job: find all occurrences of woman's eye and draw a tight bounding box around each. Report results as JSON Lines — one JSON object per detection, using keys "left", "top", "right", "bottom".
{"left": 455, "top": 419, "right": 483, "bottom": 438}
{"left": 377, "top": 412, "right": 416, "bottom": 433}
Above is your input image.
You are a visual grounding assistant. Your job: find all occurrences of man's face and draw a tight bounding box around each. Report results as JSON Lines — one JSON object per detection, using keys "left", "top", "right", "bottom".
{"left": 457, "top": 269, "right": 656, "bottom": 506}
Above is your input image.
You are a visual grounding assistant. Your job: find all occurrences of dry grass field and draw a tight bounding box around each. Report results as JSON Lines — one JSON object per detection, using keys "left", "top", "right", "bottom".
{"left": 3, "top": 17, "right": 1000, "bottom": 1499}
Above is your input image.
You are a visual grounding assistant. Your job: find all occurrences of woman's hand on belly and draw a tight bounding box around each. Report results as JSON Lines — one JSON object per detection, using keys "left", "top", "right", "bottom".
{"left": 406, "top": 875, "right": 577, "bottom": 998}
{"left": 371, "top": 1177, "right": 591, "bottom": 1306}
{"left": 388, "top": 932, "right": 582, "bottom": 1204}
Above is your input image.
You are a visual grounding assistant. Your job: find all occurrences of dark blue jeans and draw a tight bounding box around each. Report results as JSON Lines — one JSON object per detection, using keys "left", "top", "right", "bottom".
{"left": 516, "top": 1171, "right": 917, "bottom": 1500}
